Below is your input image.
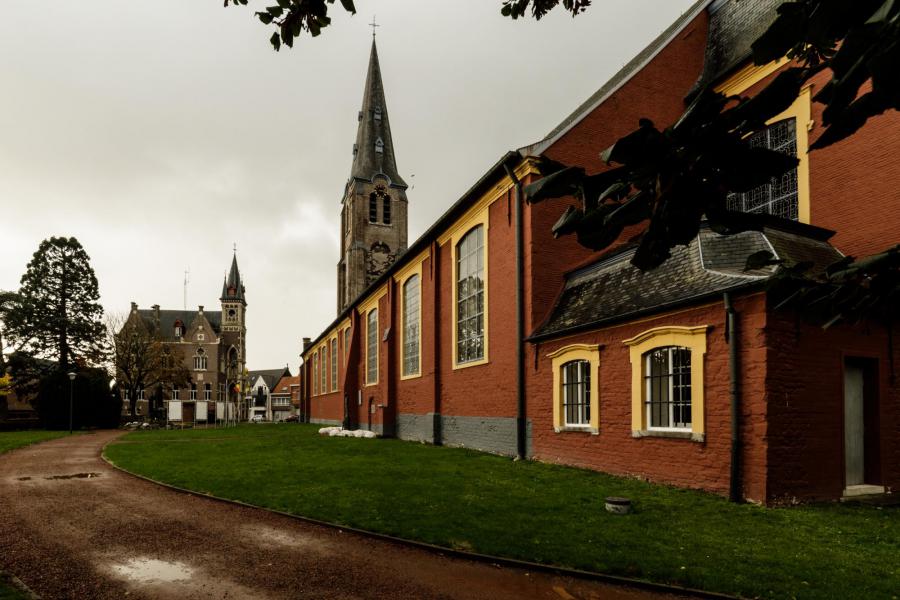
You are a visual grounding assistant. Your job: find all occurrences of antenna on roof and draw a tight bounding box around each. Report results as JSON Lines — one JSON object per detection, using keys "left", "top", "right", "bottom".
{"left": 183, "top": 268, "right": 190, "bottom": 310}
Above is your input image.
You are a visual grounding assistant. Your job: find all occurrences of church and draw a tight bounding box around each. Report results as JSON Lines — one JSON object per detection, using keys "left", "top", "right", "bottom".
{"left": 124, "top": 253, "right": 248, "bottom": 423}
{"left": 301, "top": 0, "right": 899, "bottom": 505}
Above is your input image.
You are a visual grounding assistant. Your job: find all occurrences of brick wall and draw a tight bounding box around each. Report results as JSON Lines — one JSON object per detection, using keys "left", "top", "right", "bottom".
{"left": 526, "top": 293, "right": 770, "bottom": 501}
{"left": 764, "top": 311, "right": 900, "bottom": 503}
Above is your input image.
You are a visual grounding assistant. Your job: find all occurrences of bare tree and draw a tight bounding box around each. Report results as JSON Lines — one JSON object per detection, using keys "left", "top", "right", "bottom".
{"left": 106, "top": 312, "right": 190, "bottom": 419}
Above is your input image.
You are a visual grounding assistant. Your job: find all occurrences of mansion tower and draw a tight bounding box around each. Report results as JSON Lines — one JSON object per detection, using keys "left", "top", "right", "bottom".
{"left": 337, "top": 39, "right": 409, "bottom": 313}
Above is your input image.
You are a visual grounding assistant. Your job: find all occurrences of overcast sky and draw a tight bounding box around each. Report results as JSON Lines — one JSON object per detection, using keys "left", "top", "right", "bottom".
{"left": 0, "top": 0, "right": 696, "bottom": 371}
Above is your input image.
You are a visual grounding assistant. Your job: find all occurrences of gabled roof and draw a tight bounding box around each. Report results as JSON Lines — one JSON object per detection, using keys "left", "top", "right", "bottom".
{"left": 531, "top": 220, "right": 842, "bottom": 341}
{"left": 248, "top": 368, "right": 291, "bottom": 392}
{"left": 136, "top": 309, "right": 222, "bottom": 342}
{"left": 350, "top": 39, "right": 407, "bottom": 188}
{"left": 271, "top": 375, "right": 299, "bottom": 396}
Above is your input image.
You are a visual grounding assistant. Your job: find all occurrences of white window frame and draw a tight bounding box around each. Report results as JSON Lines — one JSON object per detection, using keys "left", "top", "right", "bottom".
{"left": 330, "top": 337, "right": 338, "bottom": 392}
{"left": 644, "top": 346, "right": 693, "bottom": 432}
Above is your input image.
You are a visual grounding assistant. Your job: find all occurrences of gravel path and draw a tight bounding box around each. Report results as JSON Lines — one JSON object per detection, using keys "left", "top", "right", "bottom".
{"left": 0, "top": 431, "right": 696, "bottom": 600}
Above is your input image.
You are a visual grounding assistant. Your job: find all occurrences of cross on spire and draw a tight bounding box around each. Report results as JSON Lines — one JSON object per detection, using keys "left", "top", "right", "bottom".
{"left": 369, "top": 15, "right": 379, "bottom": 38}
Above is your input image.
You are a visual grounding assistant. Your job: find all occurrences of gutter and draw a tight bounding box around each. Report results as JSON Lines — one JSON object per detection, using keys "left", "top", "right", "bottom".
{"left": 503, "top": 162, "right": 528, "bottom": 461}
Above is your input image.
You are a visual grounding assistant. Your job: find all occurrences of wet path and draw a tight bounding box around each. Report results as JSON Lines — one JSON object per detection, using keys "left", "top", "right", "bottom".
{"left": 0, "top": 431, "right": 696, "bottom": 599}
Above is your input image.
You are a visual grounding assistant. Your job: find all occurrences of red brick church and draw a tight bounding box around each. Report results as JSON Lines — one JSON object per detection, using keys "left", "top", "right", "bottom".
{"left": 301, "top": 0, "right": 899, "bottom": 504}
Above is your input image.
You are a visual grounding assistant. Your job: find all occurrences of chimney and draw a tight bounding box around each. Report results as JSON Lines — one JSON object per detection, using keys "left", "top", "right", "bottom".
{"left": 151, "top": 304, "right": 160, "bottom": 321}
{"left": 198, "top": 305, "right": 204, "bottom": 314}
{"left": 302, "top": 337, "right": 312, "bottom": 351}
{"left": 130, "top": 302, "right": 137, "bottom": 313}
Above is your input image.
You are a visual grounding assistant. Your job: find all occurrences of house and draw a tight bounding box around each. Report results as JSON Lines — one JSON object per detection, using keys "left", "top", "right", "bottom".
{"left": 122, "top": 253, "right": 248, "bottom": 424}
{"left": 300, "top": 0, "right": 900, "bottom": 504}
{"left": 246, "top": 367, "right": 291, "bottom": 422}
{"left": 270, "top": 374, "right": 300, "bottom": 421}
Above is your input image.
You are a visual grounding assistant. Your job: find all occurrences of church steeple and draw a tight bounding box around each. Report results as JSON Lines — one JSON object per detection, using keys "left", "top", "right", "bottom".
{"left": 220, "top": 252, "right": 245, "bottom": 304}
{"left": 350, "top": 39, "right": 407, "bottom": 188}
{"left": 336, "top": 37, "right": 410, "bottom": 314}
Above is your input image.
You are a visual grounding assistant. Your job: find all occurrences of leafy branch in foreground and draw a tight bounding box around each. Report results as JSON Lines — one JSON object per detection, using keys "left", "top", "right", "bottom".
{"left": 523, "top": 0, "right": 900, "bottom": 271}
{"left": 225, "top": 0, "right": 356, "bottom": 50}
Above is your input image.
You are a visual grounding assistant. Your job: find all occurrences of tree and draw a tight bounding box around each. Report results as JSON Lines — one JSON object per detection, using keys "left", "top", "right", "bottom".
{"left": 0, "top": 237, "right": 106, "bottom": 394}
{"left": 107, "top": 313, "right": 190, "bottom": 419}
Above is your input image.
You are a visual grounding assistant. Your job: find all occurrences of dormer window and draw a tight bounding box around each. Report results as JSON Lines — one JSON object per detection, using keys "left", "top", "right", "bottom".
{"left": 374, "top": 108, "right": 382, "bottom": 121}
{"left": 375, "top": 137, "right": 384, "bottom": 154}
{"left": 174, "top": 322, "right": 184, "bottom": 338}
{"left": 352, "top": 143, "right": 358, "bottom": 156}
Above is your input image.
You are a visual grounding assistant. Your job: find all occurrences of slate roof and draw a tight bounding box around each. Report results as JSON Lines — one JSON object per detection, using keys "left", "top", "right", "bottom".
{"left": 137, "top": 309, "right": 222, "bottom": 342}
{"left": 688, "top": 0, "right": 785, "bottom": 97}
{"left": 350, "top": 39, "right": 407, "bottom": 188}
{"left": 531, "top": 221, "right": 842, "bottom": 341}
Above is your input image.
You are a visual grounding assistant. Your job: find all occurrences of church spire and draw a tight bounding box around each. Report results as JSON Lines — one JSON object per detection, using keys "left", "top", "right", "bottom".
{"left": 221, "top": 252, "right": 245, "bottom": 303}
{"left": 350, "top": 38, "right": 407, "bottom": 188}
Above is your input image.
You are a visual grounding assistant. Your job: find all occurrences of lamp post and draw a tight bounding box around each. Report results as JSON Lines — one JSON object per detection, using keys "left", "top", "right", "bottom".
{"left": 67, "top": 372, "right": 76, "bottom": 434}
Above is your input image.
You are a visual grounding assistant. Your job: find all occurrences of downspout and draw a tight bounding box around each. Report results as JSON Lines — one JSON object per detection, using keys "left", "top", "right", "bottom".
{"left": 724, "top": 292, "right": 742, "bottom": 502}
{"left": 432, "top": 241, "right": 443, "bottom": 446}
{"left": 504, "top": 161, "right": 527, "bottom": 460}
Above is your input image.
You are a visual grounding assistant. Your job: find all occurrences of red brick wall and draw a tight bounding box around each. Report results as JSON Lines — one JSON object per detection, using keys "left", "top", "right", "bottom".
{"left": 527, "top": 294, "right": 770, "bottom": 502}
{"left": 394, "top": 255, "right": 437, "bottom": 419}
{"left": 764, "top": 312, "right": 900, "bottom": 503}
{"left": 434, "top": 198, "right": 519, "bottom": 420}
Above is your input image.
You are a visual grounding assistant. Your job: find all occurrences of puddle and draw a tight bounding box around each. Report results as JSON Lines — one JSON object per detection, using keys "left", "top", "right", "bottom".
{"left": 111, "top": 558, "right": 194, "bottom": 583}
{"left": 45, "top": 472, "right": 101, "bottom": 480}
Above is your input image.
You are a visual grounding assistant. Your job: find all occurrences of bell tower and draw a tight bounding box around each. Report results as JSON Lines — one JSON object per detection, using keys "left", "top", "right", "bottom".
{"left": 337, "top": 37, "right": 409, "bottom": 313}
{"left": 220, "top": 252, "right": 247, "bottom": 401}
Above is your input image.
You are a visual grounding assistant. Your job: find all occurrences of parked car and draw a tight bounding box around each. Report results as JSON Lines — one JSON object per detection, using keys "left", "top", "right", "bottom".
{"left": 250, "top": 414, "right": 264, "bottom": 423}
{"left": 285, "top": 415, "right": 299, "bottom": 423}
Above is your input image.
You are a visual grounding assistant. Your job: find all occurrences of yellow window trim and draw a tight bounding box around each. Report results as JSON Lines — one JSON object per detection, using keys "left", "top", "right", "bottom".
{"left": 364, "top": 307, "right": 379, "bottom": 387}
{"left": 399, "top": 264, "right": 423, "bottom": 381}
{"left": 357, "top": 285, "right": 387, "bottom": 317}
{"left": 448, "top": 208, "right": 489, "bottom": 370}
{"left": 623, "top": 325, "right": 709, "bottom": 440}
{"left": 548, "top": 344, "right": 600, "bottom": 434}
{"left": 392, "top": 249, "right": 430, "bottom": 284}
{"left": 715, "top": 58, "right": 812, "bottom": 224}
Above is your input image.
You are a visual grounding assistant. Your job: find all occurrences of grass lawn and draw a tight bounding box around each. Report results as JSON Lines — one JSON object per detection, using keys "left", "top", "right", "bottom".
{"left": 0, "top": 430, "right": 69, "bottom": 455}
{"left": 105, "top": 424, "right": 899, "bottom": 599}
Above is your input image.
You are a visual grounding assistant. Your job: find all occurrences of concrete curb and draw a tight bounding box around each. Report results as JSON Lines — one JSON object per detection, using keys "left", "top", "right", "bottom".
{"left": 1, "top": 571, "right": 41, "bottom": 599}
{"left": 101, "top": 442, "right": 739, "bottom": 600}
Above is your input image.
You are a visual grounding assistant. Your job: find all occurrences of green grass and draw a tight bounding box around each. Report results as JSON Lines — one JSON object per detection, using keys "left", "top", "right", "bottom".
{"left": 0, "top": 430, "right": 69, "bottom": 455}
{"left": 105, "top": 425, "right": 899, "bottom": 599}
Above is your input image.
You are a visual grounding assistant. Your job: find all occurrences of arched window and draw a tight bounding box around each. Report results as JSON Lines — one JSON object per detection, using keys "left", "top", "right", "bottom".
{"left": 369, "top": 193, "right": 378, "bottom": 223}
{"left": 561, "top": 360, "right": 591, "bottom": 426}
{"left": 456, "top": 225, "right": 485, "bottom": 364}
{"left": 644, "top": 346, "right": 692, "bottom": 430}
{"left": 382, "top": 195, "right": 391, "bottom": 225}
{"left": 193, "top": 348, "right": 207, "bottom": 371}
{"left": 174, "top": 320, "right": 184, "bottom": 338}
{"left": 402, "top": 275, "right": 420, "bottom": 376}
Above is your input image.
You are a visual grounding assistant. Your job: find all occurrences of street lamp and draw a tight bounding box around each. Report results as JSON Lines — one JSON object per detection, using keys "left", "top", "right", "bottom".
{"left": 67, "top": 372, "right": 76, "bottom": 434}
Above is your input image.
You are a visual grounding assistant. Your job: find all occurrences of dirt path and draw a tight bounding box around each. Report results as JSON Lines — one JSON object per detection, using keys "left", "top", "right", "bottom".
{"left": 0, "top": 431, "right": 697, "bottom": 600}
